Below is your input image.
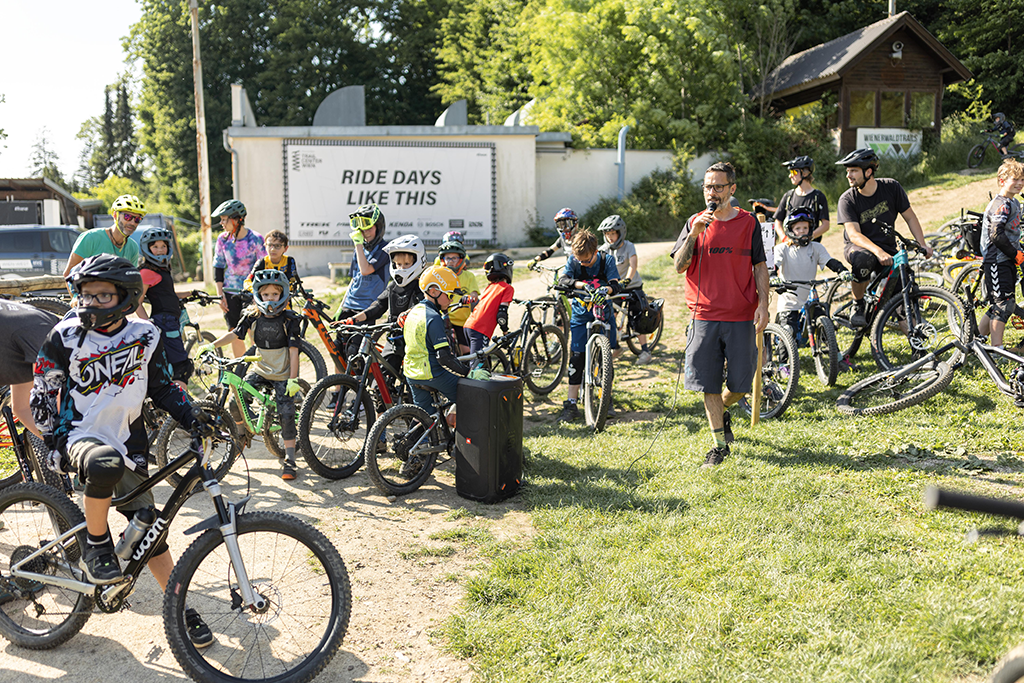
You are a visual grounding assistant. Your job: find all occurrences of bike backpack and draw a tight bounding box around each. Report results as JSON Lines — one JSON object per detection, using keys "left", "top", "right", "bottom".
{"left": 630, "top": 296, "right": 664, "bottom": 335}
{"left": 960, "top": 214, "right": 983, "bottom": 257}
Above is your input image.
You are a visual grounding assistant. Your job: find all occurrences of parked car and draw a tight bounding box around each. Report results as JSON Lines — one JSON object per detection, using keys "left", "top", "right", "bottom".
{"left": 0, "top": 224, "right": 83, "bottom": 279}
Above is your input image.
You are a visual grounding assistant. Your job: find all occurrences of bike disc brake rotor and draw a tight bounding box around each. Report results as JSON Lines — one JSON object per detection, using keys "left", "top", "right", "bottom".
{"left": 909, "top": 321, "right": 937, "bottom": 351}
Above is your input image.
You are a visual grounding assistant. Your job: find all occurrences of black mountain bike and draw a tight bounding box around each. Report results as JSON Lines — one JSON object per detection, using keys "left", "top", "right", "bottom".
{"left": 0, "top": 412, "right": 351, "bottom": 683}
{"left": 772, "top": 278, "right": 841, "bottom": 386}
{"left": 473, "top": 297, "right": 568, "bottom": 396}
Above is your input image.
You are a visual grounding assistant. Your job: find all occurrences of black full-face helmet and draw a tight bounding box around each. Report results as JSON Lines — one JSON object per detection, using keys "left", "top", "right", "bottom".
{"left": 68, "top": 254, "right": 144, "bottom": 331}
{"left": 783, "top": 208, "right": 817, "bottom": 247}
{"left": 483, "top": 253, "right": 514, "bottom": 283}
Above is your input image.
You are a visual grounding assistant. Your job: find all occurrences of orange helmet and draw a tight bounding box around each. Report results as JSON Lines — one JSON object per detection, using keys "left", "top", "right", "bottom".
{"left": 418, "top": 265, "right": 459, "bottom": 297}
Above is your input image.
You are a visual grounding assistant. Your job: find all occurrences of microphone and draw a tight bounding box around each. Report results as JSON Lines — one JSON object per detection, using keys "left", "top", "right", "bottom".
{"left": 707, "top": 200, "right": 718, "bottom": 212}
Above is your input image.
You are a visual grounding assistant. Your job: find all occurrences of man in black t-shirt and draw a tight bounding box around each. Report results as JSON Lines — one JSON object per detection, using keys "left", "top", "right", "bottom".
{"left": 835, "top": 148, "right": 933, "bottom": 327}
{"left": 0, "top": 300, "right": 59, "bottom": 437}
{"left": 773, "top": 155, "right": 830, "bottom": 244}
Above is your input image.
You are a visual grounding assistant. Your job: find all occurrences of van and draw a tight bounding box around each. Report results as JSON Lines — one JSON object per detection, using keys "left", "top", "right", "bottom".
{"left": 0, "top": 225, "right": 84, "bottom": 278}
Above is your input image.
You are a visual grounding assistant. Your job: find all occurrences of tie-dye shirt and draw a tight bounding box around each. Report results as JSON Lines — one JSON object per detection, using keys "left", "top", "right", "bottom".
{"left": 214, "top": 229, "right": 266, "bottom": 293}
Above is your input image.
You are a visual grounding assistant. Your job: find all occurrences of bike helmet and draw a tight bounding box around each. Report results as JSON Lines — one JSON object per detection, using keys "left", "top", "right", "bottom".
{"left": 349, "top": 204, "right": 386, "bottom": 246}
{"left": 782, "top": 208, "right": 817, "bottom": 247}
{"left": 553, "top": 208, "right": 579, "bottom": 241}
{"left": 212, "top": 198, "right": 247, "bottom": 220}
{"left": 139, "top": 226, "right": 175, "bottom": 267}
{"left": 384, "top": 234, "right": 427, "bottom": 287}
{"left": 782, "top": 155, "right": 815, "bottom": 174}
{"left": 835, "top": 148, "right": 879, "bottom": 170}
{"left": 442, "top": 230, "right": 465, "bottom": 244}
{"left": 597, "top": 215, "right": 626, "bottom": 249}
{"left": 251, "top": 269, "right": 290, "bottom": 316}
{"left": 419, "top": 265, "right": 460, "bottom": 299}
{"left": 995, "top": 112, "right": 1006, "bottom": 124}
{"left": 483, "top": 253, "right": 514, "bottom": 283}
{"left": 68, "top": 254, "right": 144, "bottom": 332}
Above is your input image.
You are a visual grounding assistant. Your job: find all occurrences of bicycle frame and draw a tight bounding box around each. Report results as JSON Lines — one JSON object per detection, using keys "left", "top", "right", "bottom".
{"left": 8, "top": 434, "right": 266, "bottom": 613}
{"left": 202, "top": 356, "right": 277, "bottom": 436}
{"left": 327, "top": 323, "right": 405, "bottom": 427}
{"left": 295, "top": 285, "right": 347, "bottom": 373}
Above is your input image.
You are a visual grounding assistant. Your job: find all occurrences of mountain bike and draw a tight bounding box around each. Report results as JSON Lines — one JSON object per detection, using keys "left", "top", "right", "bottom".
{"left": 298, "top": 321, "right": 409, "bottom": 480}
{"left": 736, "top": 322, "right": 800, "bottom": 420}
{"left": 967, "top": 133, "right": 1024, "bottom": 169}
{"left": 950, "top": 261, "right": 1024, "bottom": 350}
{"left": 612, "top": 289, "right": 665, "bottom": 356}
{"left": 293, "top": 283, "right": 351, "bottom": 375}
{"left": 825, "top": 222, "right": 964, "bottom": 372}
{"left": 472, "top": 297, "right": 568, "bottom": 396}
{"left": 154, "top": 353, "right": 305, "bottom": 482}
{"left": 772, "top": 277, "right": 841, "bottom": 386}
{"left": 530, "top": 262, "right": 571, "bottom": 337}
{"left": 0, "top": 397, "right": 68, "bottom": 493}
{"left": 0, "top": 415, "right": 351, "bottom": 683}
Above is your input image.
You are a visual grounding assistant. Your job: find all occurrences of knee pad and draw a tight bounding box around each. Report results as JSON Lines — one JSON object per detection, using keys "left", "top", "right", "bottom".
{"left": 990, "top": 297, "right": 1016, "bottom": 323}
{"left": 80, "top": 445, "right": 125, "bottom": 499}
{"left": 172, "top": 359, "right": 194, "bottom": 383}
{"left": 277, "top": 401, "right": 297, "bottom": 440}
{"left": 568, "top": 351, "right": 584, "bottom": 386}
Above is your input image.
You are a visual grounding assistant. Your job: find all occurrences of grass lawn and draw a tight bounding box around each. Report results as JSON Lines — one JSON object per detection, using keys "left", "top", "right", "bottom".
{"left": 442, "top": 255, "right": 1024, "bottom": 682}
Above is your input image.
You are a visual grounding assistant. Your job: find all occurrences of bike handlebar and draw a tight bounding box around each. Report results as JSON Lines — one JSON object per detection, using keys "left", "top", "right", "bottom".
{"left": 924, "top": 486, "right": 1024, "bottom": 520}
{"left": 184, "top": 290, "right": 221, "bottom": 305}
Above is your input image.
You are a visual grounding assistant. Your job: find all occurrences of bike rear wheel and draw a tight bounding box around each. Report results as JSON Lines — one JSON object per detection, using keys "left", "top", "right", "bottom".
{"left": 262, "top": 379, "right": 310, "bottom": 459}
{"left": 184, "top": 329, "right": 221, "bottom": 398}
{"left": 245, "top": 338, "right": 327, "bottom": 387}
{"left": 812, "top": 315, "right": 840, "bottom": 387}
{"left": 836, "top": 361, "right": 954, "bottom": 416}
{"left": 365, "top": 404, "right": 438, "bottom": 497}
{"left": 869, "top": 285, "right": 965, "bottom": 371}
{"left": 298, "top": 373, "right": 374, "bottom": 480}
{"left": 967, "top": 144, "right": 986, "bottom": 169}
{"left": 0, "top": 482, "right": 93, "bottom": 649}
{"left": 824, "top": 279, "right": 865, "bottom": 367}
{"left": 154, "top": 400, "right": 241, "bottom": 488}
{"left": 522, "top": 324, "right": 568, "bottom": 395}
{"left": 739, "top": 323, "right": 799, "bottom": 420}
{"left": 0, "top": 394, "right": 24, "bottom": 489}
{"left": 583, "top": 334, "right": 613, "bottom": 432}
{"left": 624, "top": 297, "right": 665, "bottom": 355}
{"left": 20, "top": 297, "right": 71, "bottom": 317}
{"left": 163, "top": 511, "right": 351, "bottom": 683}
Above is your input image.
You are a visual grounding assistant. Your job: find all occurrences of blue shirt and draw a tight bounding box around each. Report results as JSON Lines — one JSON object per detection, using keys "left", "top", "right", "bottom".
{"left": 565, "top": 252, "right": 618, "bottom": 318}
{"left": 342, "top": 241, "right": 389, "bottom": 310}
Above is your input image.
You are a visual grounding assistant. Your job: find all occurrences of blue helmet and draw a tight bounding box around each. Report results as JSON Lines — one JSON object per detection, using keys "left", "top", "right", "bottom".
{"left": 251, "top": 269, "right": 290, "bottom": 316}
{"left": 553, "top": 208, "right": 578, "bottom": 241}
{"left": 139, "top": 226, "right": 174, "bottom": 267}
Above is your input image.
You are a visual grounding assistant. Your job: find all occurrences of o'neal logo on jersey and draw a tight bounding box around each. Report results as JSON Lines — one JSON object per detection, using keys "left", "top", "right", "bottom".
{"left": 78, "top": 338, "right": 147, "bottom": 394}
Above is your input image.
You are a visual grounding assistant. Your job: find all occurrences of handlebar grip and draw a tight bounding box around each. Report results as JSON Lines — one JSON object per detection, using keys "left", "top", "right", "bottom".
{"left": 923, "top": 486, "right": 1024, "bottom": 519}
{"left": 192, "top": 406, "right": 214, "bottom": 423}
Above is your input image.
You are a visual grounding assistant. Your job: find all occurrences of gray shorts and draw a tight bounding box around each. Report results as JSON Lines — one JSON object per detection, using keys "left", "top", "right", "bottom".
{"left": 68, "top": 438, "right": 154, "bottom": 514}
{"left": 684, "top": 319, "right": 756, "bottom": 394}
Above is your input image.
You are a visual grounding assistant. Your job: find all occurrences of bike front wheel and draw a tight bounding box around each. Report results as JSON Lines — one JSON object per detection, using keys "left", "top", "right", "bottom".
{"left": 739, "top": 323, "right": 799, "bottom": 420}
{"left": 836, "top": 361, "right": 954, "bottom": 416}
{"left": 583, "top": 334, "right": 613, "bottom": 431}
{"left": 824, "top": 278, "right": 864, "bottom": 366}
{"left": 521, "top": 324, "right": 568, "bottom": 395}
{"left": 967, "top": 144, "right": 986, "bottom": 169}
{"left": 365, "top": 404, "right": 438, "bottom": 497}
{"left": 0, "top": 482, "right": 93, "bottom": 649}
{"left": 869, "top": 285, "right": 965, "bottom": 371}
{"left": 163, "top": 511, "right": 351, "bottom": 683}
{"left": 298, "top": 373, "right": 375, "bottom": 480}
{"left": 812, "top": 315, "right": 840, "bottom": 387}
{"left": 154, "top": 400, "right": 241, "bottom": 488}
{"left": 185, "top": 329, "right": 221, "bottom": 398}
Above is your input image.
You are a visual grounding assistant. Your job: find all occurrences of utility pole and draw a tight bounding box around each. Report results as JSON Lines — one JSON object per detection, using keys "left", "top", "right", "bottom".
{"left": 190, "top": 0, "right": 214, "bottom": 287}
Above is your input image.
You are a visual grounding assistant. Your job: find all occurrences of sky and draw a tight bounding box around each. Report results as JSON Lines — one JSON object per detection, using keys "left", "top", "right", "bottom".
{"left": 0, "top": 0, "right": 144, "bottom": 181}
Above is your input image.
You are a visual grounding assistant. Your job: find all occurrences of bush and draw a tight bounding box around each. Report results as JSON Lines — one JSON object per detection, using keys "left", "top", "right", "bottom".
{"left": 177, "top": 228, "right": 202, "bottom": 279}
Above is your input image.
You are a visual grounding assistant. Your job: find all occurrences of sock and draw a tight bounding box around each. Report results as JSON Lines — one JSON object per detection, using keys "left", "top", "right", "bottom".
{"left": 285, "top": 446, "right": 296, "bottom": 466}
{"left": 712, "top": 429, "right": 727, "bottom": 449}
{"left": 641, "top": 344, "right": 650, "bottom": 353}
{"left": 568, "top": 398, "right": 577, "bottom": 405}
{"left": 87, "top": 531, "right": 111, "bottom": 547}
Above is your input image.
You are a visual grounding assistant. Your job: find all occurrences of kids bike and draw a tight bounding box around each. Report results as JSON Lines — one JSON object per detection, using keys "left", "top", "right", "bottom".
{"left": 771, "top": 277, "right": 841, "bottom": 386}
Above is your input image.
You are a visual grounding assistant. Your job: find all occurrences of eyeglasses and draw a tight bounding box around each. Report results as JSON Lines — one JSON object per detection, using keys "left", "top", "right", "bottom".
{"left": 441, "top": 254, "right": 462, "bottom": 262}
{"left": 266, "top": 243, "right": 286, "bottom": 250}
{"left": 79, "top": 292, "right": 116, "bottom": 305}
{"left": 120, "top": 212, "right": 143, "bottom": 224}
{"left": 701, "top": 183, "right": 733, "bottom": 193}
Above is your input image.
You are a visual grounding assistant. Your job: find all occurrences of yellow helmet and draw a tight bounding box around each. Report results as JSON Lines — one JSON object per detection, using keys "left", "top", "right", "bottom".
{"left": 418, "top": 265, "right": 459, "bottom": 297}
{"left": 110, "top": 194, "right": 148, "bottom": 218}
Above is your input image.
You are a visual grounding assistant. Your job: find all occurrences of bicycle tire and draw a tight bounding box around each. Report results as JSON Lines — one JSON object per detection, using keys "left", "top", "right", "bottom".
{"left": 535, "top": 295, "right": 570, "bottom": 337}
{"left": 951, "top": 261, "right": 983, "bottom": 301}
{"left": 812, "top": 315, "right": 840, "bottom": 387}
{"left": 967, "top": 144, "right": 986, "bottom": 169}
{"left": 154, "top": 400, "right": 241, "bottom": 488}
{"left": 824, "top": 278, "right": 865, "bottom": 365}
{"left": 298, "top": 373, "right": 375, "bottom": 480}
{"left": 836, "top": 360, "right": 954, "bottom": 416}
{"left": 0, "top": 394, "right": 23, "bottom": 489}
{"left": 991, "top": 655, "right": 1024, "bottom": 683}
{"left": 24, "top": 430, "right": 67, "bottom": 493}
{"left": 522, "top": 324, "right": 568, "bottom": 395}
{"left": 739, "top": 323, "right": 799, "bottom": 420}
{"left": 163, "top": 511, "right": 350, "bottom": 683}
{"left": 583, "top": 334, "right": 613, "bottom": 432}
{"left": 365, "top": 404, "right": 438, "bottom": 497}
{"left": 20, "top": 297, "right": 71, "bottom": 317}
{"left": 942, "top": 259, "right": 975, "bottom": 285}
{"left": 185, "top": 329, "right": 221, "bottom": 398}
{"left": 869, "top": 285, "right": 965, "bottom": 371}
{"left": 244, "top": 338, "right": 327, "bottom": 387}
{"left": 260, "top": 379, "right": 311, "bottom": 460}
{"left": 480, "top": 347, "right": 512, "bottom": 375}
{"left": 0, "top": 482, "right": 93, "bottom": 649}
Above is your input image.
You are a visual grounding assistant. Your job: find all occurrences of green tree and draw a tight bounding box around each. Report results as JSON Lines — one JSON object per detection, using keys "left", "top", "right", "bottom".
{"left": 28, "top": 128, "right": 67, "bottom": 188}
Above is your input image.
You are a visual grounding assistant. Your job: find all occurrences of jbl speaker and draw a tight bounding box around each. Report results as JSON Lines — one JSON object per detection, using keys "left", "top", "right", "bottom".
{"left": 455, "top": 375, "right": 523, "bottom": 503}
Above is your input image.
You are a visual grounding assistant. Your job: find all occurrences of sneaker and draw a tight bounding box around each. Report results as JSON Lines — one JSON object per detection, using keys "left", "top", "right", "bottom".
{"left": 557, "top": 400, "right": 582, "bottom": 423}
{"left": 185, "top": 607, "right": 214, "bottom": 649}
{"left": 764, "top": 383, "right": 784, "bottom": 402}
{"left": 850, "top": 303, "right": 867, "bottom": 328}
{"left": 79, "top": 542, "right": 122, "bottom": 584}
{"left": 612, "top": 347, "right": 625, "bottom": 360}
{"left": 606, "top": 402, "right": 616, "bottom": 419}
{"left": 722, "top": 410, "right": 734, "bottom": 444}
{"left": 701, "top": 445, "right": 730, "bottom": 469}
{"left": 326, "top": 390, "right": 340, "bottom": 410}
{"left": 282, "top": 462, "right": 297, "bottom": 480}
{"left": 636, "top": 350, "right": 653, "bottom": 365}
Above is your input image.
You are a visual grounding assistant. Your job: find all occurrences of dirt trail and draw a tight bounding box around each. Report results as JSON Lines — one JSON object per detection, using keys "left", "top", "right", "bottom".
{"left": 0, "top": 176, "right": 995, "bottom": 683}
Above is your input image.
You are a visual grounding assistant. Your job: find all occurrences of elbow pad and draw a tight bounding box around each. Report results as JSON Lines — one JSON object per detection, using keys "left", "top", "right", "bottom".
{"left": 608, "top": 280, "right": 623, "bottom": 295}
{"left": 496, "top": 303, "right": 509, "bottom": 331}
{"left": 825, "top": 259, "right": 846, "bottom": 274}
{"left": 214, "top": 267, "right": 226, "bottom": 284}
{"left": 437, "top": 345, "right": 471, "bottom": 377}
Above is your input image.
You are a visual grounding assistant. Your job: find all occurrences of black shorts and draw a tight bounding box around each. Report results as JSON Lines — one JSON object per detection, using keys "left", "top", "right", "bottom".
{"left": 844, "top": 247, "right": 890, "bottom": 284}
{"left": 223, "top": 291, "right": 249, "bottom": 329}
{"left": 684, "top": 319, "right": 757, "bottom": 395}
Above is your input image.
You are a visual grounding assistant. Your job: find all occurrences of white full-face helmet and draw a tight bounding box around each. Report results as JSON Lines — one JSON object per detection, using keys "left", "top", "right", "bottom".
{"left": 383, "top": 234, "right": 427, "bottom": 287}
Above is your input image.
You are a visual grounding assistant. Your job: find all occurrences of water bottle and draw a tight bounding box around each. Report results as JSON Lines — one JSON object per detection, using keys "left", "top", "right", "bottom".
{"left": 114, "top": 507, "right": 156, "bottom": 560}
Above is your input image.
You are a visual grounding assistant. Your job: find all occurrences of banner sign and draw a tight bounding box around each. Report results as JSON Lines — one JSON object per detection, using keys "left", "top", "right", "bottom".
{"left": 856, "top": 128, "right": 922, "bottom": 158}
{"left": 283, "top": 140, "right": 496, "bottom": 244}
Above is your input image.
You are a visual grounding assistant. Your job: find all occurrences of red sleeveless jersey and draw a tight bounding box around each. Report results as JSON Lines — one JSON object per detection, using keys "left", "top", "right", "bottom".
{"left": 683, "top": 209, "right": 760, "bottom": 322}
